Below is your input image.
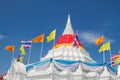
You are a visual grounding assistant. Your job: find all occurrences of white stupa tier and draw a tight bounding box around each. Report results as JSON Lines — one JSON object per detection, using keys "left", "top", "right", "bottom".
{"left": 41, "top": 46, "right": 94, "bottom": 62}
{"left": 4, "top": 15, "right": 119, "bottom": 80}
{"left": 41, "top": 15, "right": 95, "bottom": 62}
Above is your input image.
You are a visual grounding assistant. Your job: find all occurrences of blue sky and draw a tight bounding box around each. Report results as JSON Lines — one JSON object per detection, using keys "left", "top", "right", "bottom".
{"left": 0, "top": 0, "right": 120, "bottom": 74}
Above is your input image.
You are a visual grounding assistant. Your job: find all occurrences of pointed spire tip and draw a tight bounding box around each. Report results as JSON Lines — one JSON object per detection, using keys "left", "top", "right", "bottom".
{"left": 67, "top": 14, "right": 71, "bottom": 24}
{"left": 62, "top": 14, "right": 74, "bottom": 34}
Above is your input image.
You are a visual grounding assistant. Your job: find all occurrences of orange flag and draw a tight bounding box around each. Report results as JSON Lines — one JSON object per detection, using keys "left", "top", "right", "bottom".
{"left": 95, "top": 36, "right": 104, "bottom": 46}
{"left": 5, "top": 45, "right": 15, "bottom": 53}
{"left": 32, "top": 34, "right": 44, "bottom": 43}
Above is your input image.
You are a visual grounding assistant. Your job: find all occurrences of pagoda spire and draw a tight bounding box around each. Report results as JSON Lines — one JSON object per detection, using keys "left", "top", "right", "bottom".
{"left": 67, "top": 14, "right": 71, "bottom": 24}
{"left": 63, "top": 15, "right": 74, "bottom": 35}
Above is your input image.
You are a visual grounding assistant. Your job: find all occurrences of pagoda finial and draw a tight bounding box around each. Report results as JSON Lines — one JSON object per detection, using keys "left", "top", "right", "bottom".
{"left": 62, "top": 15, "right": 74, "bottom": 34}
{"left": 67, "top": 14, "right": 71, "bottom": 24}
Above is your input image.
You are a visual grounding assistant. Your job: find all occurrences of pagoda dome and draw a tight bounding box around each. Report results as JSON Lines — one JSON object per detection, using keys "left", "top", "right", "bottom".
{"left": 41, "top": 15, "right": 95, "bottom": 62}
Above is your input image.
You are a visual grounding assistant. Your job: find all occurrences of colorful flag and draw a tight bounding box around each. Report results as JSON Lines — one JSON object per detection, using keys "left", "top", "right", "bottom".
{"left": 19, "top": 57, "right": 23, "bottom": 62}
{"left": 20, "top": 45, "right": 26, "bottom": 55}
{"left": 32, "top": 34, "right": 44, "bottom": 43}
{"left": 98, "top": 42, "right": 110, "bottom": 53}
{"left": 5, "top": 45, "right": 15, "bottom": 53}
{"left": 95, "top": 36, "right": 104, "bottom": 46}
{"left": 21, "top": 40, "right": 32, "bottom": 48}
{"left": 17, "top": 55, "right": 23, "bottom": 62}
{"left": 17, "top": 55, "right": 21, "bottom": 62}
{"left": 114, "top": 58, "right": 120, "bottom": 64}
{"left": 75, "top": 31, "right": 84, "bottom": 48}
{"left": 47, "top": 29, "right": 56, "bottom": 43}
{"left": 111, "top": 54, "right": 119, "bottom": 61}
{"left": 111, "top": 52, "right": 120, "bottom": 65}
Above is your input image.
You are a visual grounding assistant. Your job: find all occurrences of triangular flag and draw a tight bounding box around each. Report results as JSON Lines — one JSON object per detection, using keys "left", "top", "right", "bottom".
{"left": 99, "top": 42, "right": 110, "bottom": 53}
{"left": 5, "top": 45, "right": 15, "bottom": 53}
{"left": 20, "top": 45, "right": 26, "bottom": 55}
{"left": 47, "top": 29, "right": 56, "bottom": 43}
{"left": 95, "top": 36, "right": 104, "bottom": 46}
{"left": 32, "top": 34, "right": 44, "bottom": 43}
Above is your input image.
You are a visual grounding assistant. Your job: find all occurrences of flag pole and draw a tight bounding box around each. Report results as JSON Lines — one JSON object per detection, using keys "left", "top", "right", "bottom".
{"left": 109, "top": 50, "right": 112, "bottom": 62}
{"left": 101, "top": 42, "right": 105, "bottom": 63}
{"left": 51, "top": 31, "right": 56, "bottom": 79}
{"left": 53, "top": 29, "right": 56, "bottom": 45}
{"left": 40, "top": 42, "right": 44, "bottom": 61}
{"left": 52, "top": 33, "right": 56, "bottom": 58}
{"left": 109, "top": 42, "right": 112, "bottom": 62}
{"left": 51, "top": 39, "right": 55, "bottom": 79}
{"left": 11, "top": 52, "right": 14, "bottom": 64}
{"left": 53, "top": 39, "right": 55, "bottom": 46}
{"left": 103, "top": 51, "right": 105, "bottom": 63}
{"left": 27, "top": 42, "right": 32, "bottom": 64}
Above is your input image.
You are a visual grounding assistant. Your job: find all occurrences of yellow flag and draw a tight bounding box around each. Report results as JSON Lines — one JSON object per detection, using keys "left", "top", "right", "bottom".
{"left": 47, "top": 29, "right": 56, "bottom": 43}
{"left": 19, "top": 57, "right": 23, "bottom": 63}
{"left": 20, "top": 45, "right": 26, "bottom": 55}
{"left": 95, "top": 36, "right": 104, "bottom": 46}
{"left": 5, "top": 45, "right": 15, "bottom": 53}
{"left": 99, "top": 42, "right": 110, "bottom": 53}
{"left": 32, "top": 34, "right": 44, "bottom": 43}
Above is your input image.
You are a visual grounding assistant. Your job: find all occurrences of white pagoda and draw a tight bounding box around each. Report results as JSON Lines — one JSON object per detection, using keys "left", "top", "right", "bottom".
{"left": 4, "top": 15, "right": 120, "bottom": 80}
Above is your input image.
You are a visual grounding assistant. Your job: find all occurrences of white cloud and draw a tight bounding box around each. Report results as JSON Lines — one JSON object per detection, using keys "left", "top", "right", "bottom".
{"left": 0, "top": 35, "right": 7, "bottom": 40}
{"left": 78, "top": 31, "right": 114, "bottom": 46}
